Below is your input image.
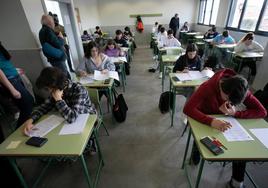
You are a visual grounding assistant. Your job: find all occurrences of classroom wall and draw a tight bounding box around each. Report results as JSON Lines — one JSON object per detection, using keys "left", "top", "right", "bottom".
{"left": 73, "top": 0, "right": 100, "bottom": 33}
{"left": 97, "top": 0, "right": 196, "bottom": 26}
{"left": 0, "top": 0, "right": 45, "bottom": 87}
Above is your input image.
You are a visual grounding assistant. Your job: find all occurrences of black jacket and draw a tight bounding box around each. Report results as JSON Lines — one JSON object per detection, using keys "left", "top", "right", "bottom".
{"left": 173, "top": 54, "right": 201, "bottom": 72}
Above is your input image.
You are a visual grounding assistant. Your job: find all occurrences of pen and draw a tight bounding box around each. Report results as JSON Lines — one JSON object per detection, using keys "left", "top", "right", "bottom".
{"left": 212, "top": 136, "right": 228, "bottom": 150}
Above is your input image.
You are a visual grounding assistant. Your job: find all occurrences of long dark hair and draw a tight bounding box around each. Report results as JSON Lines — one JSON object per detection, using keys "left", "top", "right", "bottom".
{"left": 0, "top": 42, "right": 11, "bottom": 60}
{"left": 85, "top": 41, "right": 100, "bottom": 59}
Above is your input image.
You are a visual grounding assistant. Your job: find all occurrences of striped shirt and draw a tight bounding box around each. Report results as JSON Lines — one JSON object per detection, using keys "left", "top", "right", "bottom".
{"left": 31, "top": 80, "right": 96, "bottom": 123}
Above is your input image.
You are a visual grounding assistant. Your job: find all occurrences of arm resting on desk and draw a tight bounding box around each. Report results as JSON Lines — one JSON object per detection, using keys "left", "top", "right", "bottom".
{"left": 234, "top": 91, "right": 267, "bottom": 118}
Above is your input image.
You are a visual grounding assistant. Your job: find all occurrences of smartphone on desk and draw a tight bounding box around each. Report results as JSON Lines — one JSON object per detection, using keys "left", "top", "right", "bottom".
{"left": 172, "top": 76, "right": 180, "bottom": 82}
{"left": 26, "top": 137, "right": 48, "bottom": 147}
{"left": 104, "top": 79, "right": 110, "bottom": 84}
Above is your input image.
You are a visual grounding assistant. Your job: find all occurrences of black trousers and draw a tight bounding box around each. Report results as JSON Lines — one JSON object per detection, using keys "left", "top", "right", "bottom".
{"left": 192, "top": 142, "right": 246, "bottom": 182}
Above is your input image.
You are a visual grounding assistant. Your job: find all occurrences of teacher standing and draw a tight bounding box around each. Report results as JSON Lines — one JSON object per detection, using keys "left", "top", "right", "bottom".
{"left": 169, "top": 13, "right": 180, "bottom": 38}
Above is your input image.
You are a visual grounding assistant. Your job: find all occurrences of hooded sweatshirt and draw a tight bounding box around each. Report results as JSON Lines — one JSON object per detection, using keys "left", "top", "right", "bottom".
{"left": 183, "top": 69, "right": 267, "bottom": 125}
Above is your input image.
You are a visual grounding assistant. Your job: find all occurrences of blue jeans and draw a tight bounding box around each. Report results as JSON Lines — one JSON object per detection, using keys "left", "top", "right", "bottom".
{"left": 9, "top": 76, "right": 34, "bottom": 128}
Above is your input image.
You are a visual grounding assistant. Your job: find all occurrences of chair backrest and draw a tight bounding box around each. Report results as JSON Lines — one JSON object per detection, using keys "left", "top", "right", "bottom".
{"left": 87, "top": 88, "right": 100, "bottom": 107}
{"left": 166, "top": 48, "right": 181, "bottom": 55}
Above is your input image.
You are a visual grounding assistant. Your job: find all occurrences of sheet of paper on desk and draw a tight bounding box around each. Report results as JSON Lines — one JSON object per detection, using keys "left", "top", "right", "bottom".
{"left": 250, "top": 128, "right": 268, "bottom": 149}
{"left": 109, "top": 57, "right": 127, "bottom": 63}
{"left": 59, "top": 114, "right": 89, "bottom": 135}
{"left": 79, "top": 75, "right": 94, "bottom": 84}
{"left": 108, "top": 71, "right": 119, "bottom": 81}
{"left": 28, "top": 115, "right": 64, "bottom": 137}
{"left": 218, "top": 117, "right": 254, "bottom": 141}
{"left": 175, "top": 71, "right": 211, "bottom": 81}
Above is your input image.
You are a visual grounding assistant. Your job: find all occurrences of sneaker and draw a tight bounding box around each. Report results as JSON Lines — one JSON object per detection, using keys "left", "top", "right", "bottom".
{"left": 159, "top": 72, "right": 162, "bottom": 79}
{"left": 226, "top": 180, "right": 245, "bottom": 188}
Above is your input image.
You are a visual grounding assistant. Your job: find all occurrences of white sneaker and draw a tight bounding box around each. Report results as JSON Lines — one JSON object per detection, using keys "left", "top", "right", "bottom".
{"left": 159, "top": 72, "right": 162, "bottom": 79}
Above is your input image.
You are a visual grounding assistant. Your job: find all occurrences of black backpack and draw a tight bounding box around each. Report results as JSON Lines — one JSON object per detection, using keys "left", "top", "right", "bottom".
{"left": 158, "top": 91, "right": 173, "bottom": 114}
{"left": 113, "top": 90, "right": 128, "bottom": 122}
{"left": 125, "top": 63, "right": 130, "bottom": 75}
{"left": 254, "top": 83, "right": 268, "bottom": 112}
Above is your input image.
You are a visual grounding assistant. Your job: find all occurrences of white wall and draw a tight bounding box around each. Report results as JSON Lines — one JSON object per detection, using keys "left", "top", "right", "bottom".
{"left": 73, "top": 0, "right": 100, "bottom": 33}
{"left": 97, "top": 0, "right": 196, "bottom": 26}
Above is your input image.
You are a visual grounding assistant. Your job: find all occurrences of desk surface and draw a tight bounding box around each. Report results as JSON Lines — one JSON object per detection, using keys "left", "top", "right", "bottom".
{"left": 194, "top": 35, "right": 204, "bottom": 39}
{"left": 234, "top": 52, "right": 264, "bottom": 58}
{"left": 0, "top": 114, "right": 97, "bottom": 157}
{"left": 159, "top": 46, "right": 183, "bottom": 51}
{"left": 109, "top": 56, "right": 127, "bottom": 63}
{"left": 121, "top": 47, "right": 129, "bottom": 52}
{"left": 169, "top": 73, "right": 207, "bottom": 87}
{"left": 186, "top": 32, "right": 200, "bottom": 35}
{"left": 188, "top": 116, "right": 268, "bottom": 160}
{"left": 215, "top": 43, "right": 237, "bottom": 49}
{"left": 79, "top": 78, "right": 114, "bottom": 88}
{"left": 203, "top": 38, "right": 213, "bottom": 43}
{"left": 162, "top": 55, "right": 180, "bottom": 62}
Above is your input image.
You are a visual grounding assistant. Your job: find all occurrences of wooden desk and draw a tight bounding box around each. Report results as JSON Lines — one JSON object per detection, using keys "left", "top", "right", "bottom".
{"left": 169, "top": 73, "right": 207, "bottom": 127}
{"left": 181, "top": 116, "right": 268, "bottom": 188}
{"left": 0, "top": 114, "right": 103, "bottom": 188}
{"left": 79, "top": 78, "right": 114, "bottom": 112}
{"left": 161, "top": 55, "right": 180, "bottom": 91}
{"left": 233, "top": 51, "right": 264, "bottom": 79}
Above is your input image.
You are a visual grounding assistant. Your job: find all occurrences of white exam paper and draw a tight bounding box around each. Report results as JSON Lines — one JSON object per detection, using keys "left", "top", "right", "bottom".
{"left": 79, "top": 75, "right": 94, "bottom": 84}
{"left": 28, "top": 115, "right": 64, "bottom": 137}
{"left": 250, "top": 128, "right": 268, "bottom": 149}
{"left": 94, "top": 70, "right": 119, "bottom": 81}
{"left": 218, "top": 117, "right": 254, "bottom": 141}
{"left": 109, "top": 57, "right": 127, "bottom": 63}
{"left": 175, "top": 70, "right": 214, "bottom": 81}
{"left": 59, "top": 114, "right": 89, "bottom": 135}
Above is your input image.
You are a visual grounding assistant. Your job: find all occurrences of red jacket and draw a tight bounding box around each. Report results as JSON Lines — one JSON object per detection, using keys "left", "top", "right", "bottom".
{"left": 183, "top": 69, "right": 267, "bottom": 125}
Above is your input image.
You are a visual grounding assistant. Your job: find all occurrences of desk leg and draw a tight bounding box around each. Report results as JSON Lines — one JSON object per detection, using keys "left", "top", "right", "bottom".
{"left": 195, "top": 159, "right": 205, "bottom": 188}
{"left": 162, "top": 64, "right": 165, "bottom": 92}
{"left": 181, "top": 130, "right": 191, "bottom": 169}
{"left": 8, "top": 158, "right": 29, "bottom": 188}
{"left": 80, "top": 155, "right": 94, "bottom": 188}
{"left": 171, "top": 87, "right": 176, "bottom": 127}
{"left": 93, "top": 129, "right": 104, "bottom": 188}
{"left": 33, "top": 157, "right": 52, "bottom": 188}
{"left": 245, "top": 170, "right": 259, "bottom": 188}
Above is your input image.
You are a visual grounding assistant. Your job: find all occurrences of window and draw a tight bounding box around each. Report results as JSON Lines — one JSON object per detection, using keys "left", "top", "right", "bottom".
{"left": 198, "top": 0, "right": 220, "bottom": 25}
{"left": 227, "top": 0, "right": 268, "bottom": 34}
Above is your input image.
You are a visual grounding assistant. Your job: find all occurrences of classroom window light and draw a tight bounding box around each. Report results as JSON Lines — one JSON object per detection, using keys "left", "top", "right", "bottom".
{"left": 198, "top": 0, "right": 220, "bottom": 26}
{"left": 227, "top": 0, "right": 268, "bottom": 35}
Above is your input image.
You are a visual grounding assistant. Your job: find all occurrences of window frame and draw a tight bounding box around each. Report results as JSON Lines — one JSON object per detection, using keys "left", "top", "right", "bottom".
{"left": 226, "top": 0, "right": 268, "bottom": 36}
{"left": 197, "top": 0, "right": 219, "bottom": 26}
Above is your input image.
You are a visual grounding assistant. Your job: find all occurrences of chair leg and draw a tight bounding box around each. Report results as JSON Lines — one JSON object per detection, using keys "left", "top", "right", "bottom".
{"left": 102, "top": 122, "right": 109, "bottom": 136}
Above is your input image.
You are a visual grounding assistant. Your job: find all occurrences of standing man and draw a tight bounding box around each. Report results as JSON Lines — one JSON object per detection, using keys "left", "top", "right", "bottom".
{"left": 39, "top": 14, "right": 70, "bottom": 78}
{"left": 169, "top": 13, "right": 180, "bottom": 38}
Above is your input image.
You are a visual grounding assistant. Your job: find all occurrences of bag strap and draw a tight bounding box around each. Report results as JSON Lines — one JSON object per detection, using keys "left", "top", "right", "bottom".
{"left": 113, "top": 88, "right": 118, "bottom": 101}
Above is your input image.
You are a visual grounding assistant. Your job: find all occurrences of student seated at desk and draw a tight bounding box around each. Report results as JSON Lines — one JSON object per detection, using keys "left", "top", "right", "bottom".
{"left": 180, "top": 22, "right": 190, "bottom": 32}
{"left": 124, "top": 26, "right": 137, "bottom": 49}
{"left": 157, "top": 27, "right": 168, "bottom": 47}
{"left": 94, "top": 26, "right": 103, "bottom": 38}
{"left": 23, "top": 67, "right": 96, "bottom": 133}
{"left": 234, "top": 32, "right": 264, "bottom": 77}
{"left": 204, "top": 25, "right": 219, "bottom": 39}
{"left": 77, "top": 41, "right": 115, "bottom": 76}
{"left": 81, "top": 30, "right": 93, "bottom": 41}
{"left": 183, "top": 69, "right": 267, "bottom": 188}
{"left": 213, "top": 30, "right": 235, "bottom": 45}
{"left": 114, "top": 30, "right": 128, "bottom": 48}
{"left": 161, "top": 29, "right": 181, "bottom": 48}
{"left": 173, "top": 43, "right": 201, "bottom": 73}
{"left": 152, "top": 22, "right": 159, "bottom": 36}
{"left": 0, "top": 42, "right": 34, "bottom": 128}
{"left": 104, "top": 39, "right": 125, "bottom": 57}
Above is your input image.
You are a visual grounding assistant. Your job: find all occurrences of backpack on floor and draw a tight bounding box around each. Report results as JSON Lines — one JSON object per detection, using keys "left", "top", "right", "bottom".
{"left": 125, "top": 63, "right": 130, "bottom": 75}
{"left": 158, "top": 91, "right": 173, "bottom": 114}
{"left": 113, "top": 89, "right": 128, "bottom": 122}
{"left": 254, "top": 83, "right": 268, "bottom": 113}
